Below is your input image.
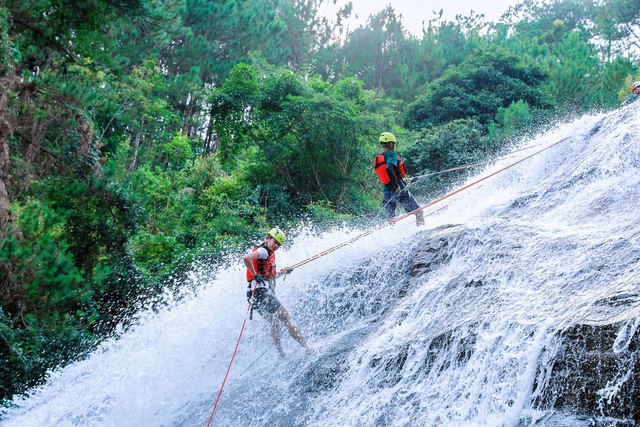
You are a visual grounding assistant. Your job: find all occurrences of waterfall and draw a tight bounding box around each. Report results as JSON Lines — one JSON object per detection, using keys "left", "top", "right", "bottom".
{"left": 3, "top": 105, "right": 640, "bottom": 426}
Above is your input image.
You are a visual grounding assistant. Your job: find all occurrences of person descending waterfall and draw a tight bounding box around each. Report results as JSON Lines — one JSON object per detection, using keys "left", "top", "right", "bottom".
{"left": 243, "top": 227, "right": 312, "bottom": 358}
{"left": 374, "top": 132, "right": 425, "bottom": 226}
{"left": 620, "top": 81, "right": 640, "bottom": 107}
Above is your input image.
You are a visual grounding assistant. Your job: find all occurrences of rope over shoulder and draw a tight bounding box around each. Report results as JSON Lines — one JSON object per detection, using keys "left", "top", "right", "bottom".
{"left": 205, "top": 136, "right": 570, "bottom": 424}
{"left": 278, "top": 136, "right": 570, "bottom": 274}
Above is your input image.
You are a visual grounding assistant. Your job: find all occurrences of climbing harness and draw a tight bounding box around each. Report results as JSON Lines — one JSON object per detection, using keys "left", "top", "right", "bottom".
{"left": 369, "top": 142, "right": 549, "bottom": 225}
{"left": 386, "top": 137, "right": 570, "bottom": 226}
{"left": 205, "top": 135, "right": 571, "bottom": 424}
{"left": 234, "top": 271, "right": 337, "bottom": 380}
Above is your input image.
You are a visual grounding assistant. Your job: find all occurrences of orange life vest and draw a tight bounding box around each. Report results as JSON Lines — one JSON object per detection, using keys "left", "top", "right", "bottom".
{"left": 246, "top": 244, "right": 276, "bottom": 282}
{"left": 374, "top": 153, "right": 406, "bottom": 185}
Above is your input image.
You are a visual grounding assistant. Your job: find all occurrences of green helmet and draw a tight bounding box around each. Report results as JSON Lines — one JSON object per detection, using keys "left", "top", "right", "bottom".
{"left": 379, "top": 132, "right": 396, "bottom": 145}
{"left": 267, "top": 227, "right": 286, "bottom": 245}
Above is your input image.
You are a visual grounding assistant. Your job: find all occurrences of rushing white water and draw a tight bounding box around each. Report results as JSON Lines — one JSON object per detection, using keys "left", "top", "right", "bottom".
{"left": 3, "top": 104, "right": 640, "bottom": 426}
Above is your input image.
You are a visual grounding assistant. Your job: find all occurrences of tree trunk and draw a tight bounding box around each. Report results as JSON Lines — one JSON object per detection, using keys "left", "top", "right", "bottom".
{"left": 0, "top": 82, "right": 14, "bottom": 236}
{"left": 128, "top": 119, "right": 145, "bottom": 173}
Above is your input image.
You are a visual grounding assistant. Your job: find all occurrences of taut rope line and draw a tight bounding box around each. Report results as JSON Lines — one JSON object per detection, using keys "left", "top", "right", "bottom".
{"left": 409, "top": 154, "right": 516, "bottom": 181}
{"left": 206, "top": 286, "right": 257, "bottom": 427}
{"left": 385, "top": 137, "right": 570, "bottom": 226}
{"left": 205, "top": 136, "right": 570, "bottom": 424}
{"left": 280, "top": 137, "right": 570, "bottom": 273}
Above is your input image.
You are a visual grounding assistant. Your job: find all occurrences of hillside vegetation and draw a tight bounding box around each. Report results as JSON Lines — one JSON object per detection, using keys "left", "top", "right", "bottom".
{"left": 1, "top": 0, "right": 639, "bottom": 402}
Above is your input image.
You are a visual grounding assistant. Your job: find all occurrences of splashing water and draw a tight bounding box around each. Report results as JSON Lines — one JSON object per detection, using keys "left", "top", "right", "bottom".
{"left": 3, "top": 105, "right": 640, "bottom": 426}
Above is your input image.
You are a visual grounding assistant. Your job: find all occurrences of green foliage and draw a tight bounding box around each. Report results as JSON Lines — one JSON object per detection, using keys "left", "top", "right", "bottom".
{"left": 336, "top": 7, "right": 415, "bottom": 98}
{"left": 487, "top": 100, "right": 534, "bottom": 139}
{"left": 1, "top": 200, "right": 84, "bottom": 313}
{"left": 161, "top": 133, "right": 195, "bottom": 169}
{"left": 595, "top": 0, "right": 640, "bottom": 58}
{"left": 599, "top": 56, "right": 635, "bottom": 107}
{"left": 492, "top": 2, "right": 636, "bottom": 112}
{"left": 0, "top": 8, "right": 20, "bottom": 74}
{"left": 542, "top": 31, "right": 601, "bottom": 109}
{"left": 317, "top": 9, "right": 486, "bottom": 102}
{"left": 33, "top": 177, "right": 139, "bottom": 277}
{"left": 273, "top": 0, "right": 338, "bottom": 71}
{"left": 404, "top": 119, "right": 487, "bottom": 175}
{"left": 305, "top": 199, "right": 353, "bottom": 227}
{"left": 93, "top": 58, "right": 179, "bottom": 162}
{"left": 211, "top": 63, "right": 395, "bottom": 213}
{"left": 0, "top": 200, "right": 94, "bottom": 398}
{"left": 403, "top": 119, "right": 491, "bottom": 197}
{"left": 404, "top": 48, "right": 552, "bottom": 131}
{"left": 2, "top": 0, "right": 640, "bottom": 406}
{"left": 4, "top": 0, "right": 142, "bottom": 71}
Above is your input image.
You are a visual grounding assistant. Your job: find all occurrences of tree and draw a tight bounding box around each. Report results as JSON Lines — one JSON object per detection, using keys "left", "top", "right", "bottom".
{"left": 404, "top": 48, "right": 552, "bottom": 131}
{"left": 333, "top": 7, "right": 419, "bottom": 100}
{"left": 0, "top": 0, "right": 149, "bottom": 400}
{"left": 210, "top": 62, "right": 397, "bottom": 214}
{"left": 404, "top": 118, "right": 486, "bottom": 175}
{"left": 595, "top": 0, "right": 640, "bottom": 59}
{"left": 273, "top": 0, "right": 339, "bottom": 71}
{"left": 4, "top": 0, "right": 142, "bottom": 70}
{"left": 159, "top": 0, "right": 286, "bottom": 140}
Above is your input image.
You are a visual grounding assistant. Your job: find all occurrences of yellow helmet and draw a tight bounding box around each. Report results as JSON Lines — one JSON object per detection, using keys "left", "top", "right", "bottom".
{"left": 379, "top": 132, "right": 396, "bottom": 145}
{"left": 267, "top": 227, "right": 286, "bottom": 245}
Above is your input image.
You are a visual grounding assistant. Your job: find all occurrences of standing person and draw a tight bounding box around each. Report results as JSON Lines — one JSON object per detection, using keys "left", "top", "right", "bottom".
{"left": 243, "top": 227, "right": 312, "bottom": 358}
{"left": 620, "top": 81, "right": 640, "bottom": 107}
{"left": 373, "top": 132, "right": 425, "bottom": 226}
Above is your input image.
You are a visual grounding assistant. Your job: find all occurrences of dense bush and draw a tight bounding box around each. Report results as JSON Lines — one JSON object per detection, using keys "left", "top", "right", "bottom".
{"left": 1, "top": 0, "right": 638, "bottom": 403}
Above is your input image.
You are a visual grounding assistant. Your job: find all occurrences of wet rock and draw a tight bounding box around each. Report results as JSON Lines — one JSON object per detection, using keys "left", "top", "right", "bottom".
{"left": 410, "top": 227, "right": 640, "bottom": 423}
{"left": 411, "top": 225, "right": 459, "bottom": 277}
{"left": 535, "top": 323, "right": 640, "bottom": 422}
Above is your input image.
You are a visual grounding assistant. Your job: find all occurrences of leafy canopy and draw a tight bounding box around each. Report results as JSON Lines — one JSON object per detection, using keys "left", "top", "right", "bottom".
{"left": 404, "top": 48, "right": 553, "bottom": 130}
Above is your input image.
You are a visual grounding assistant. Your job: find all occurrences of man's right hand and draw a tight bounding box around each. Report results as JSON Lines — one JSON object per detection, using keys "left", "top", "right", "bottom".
{"left": 254, "top": 274, "right": 264, "bottom": 284}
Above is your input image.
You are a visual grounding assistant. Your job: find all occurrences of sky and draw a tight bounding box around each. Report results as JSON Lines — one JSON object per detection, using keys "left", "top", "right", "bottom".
{"left": 334, "top": 0, "right": 524, "bottom": 36}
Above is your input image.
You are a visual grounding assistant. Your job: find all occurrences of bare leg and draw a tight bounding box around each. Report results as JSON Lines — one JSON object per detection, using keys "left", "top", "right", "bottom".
{"left": 276, "top": 306, "right": 312, "bottom": 353}
{"left": 266, "top": 314, "right": 287, "bottom": 358}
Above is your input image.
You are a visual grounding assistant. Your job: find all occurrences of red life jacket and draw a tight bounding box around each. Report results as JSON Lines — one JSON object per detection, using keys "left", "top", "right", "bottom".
{"left": 373, "top": 153, "right": 406, "bottom": 185}
{"left": 246, "top": 244, "right": 276, "bottom": 282}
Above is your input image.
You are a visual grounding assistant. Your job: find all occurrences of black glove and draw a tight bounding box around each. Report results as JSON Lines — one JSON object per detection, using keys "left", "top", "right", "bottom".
{"left": 394, "top": 189, "right": 402, "bottom": 200}
{"left": 254, "top": 274, "right": 264, "bottom": 285}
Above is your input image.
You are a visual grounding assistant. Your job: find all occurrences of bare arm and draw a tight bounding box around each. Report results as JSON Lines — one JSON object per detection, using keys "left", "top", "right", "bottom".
{"left": 243, "top": 251, "right": 261, "bottom": 277}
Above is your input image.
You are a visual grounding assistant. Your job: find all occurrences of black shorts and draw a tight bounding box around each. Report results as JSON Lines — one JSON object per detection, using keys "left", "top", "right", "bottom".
{"left": 249, "top": 287, "right": 281, "bottom": 316}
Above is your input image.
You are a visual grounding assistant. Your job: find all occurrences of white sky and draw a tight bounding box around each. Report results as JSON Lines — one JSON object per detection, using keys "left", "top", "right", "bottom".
{"left": 335, "top": 0, "right": 524, "bottom": 36}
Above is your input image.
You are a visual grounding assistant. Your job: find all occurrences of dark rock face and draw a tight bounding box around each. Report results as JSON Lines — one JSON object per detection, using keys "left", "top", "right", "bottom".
{"left": 410, "top": 226, "right": 640, "bottom": 423}
{"left": 410, "top": 225, "right": 457, "bottom": 278}
{"left": 535, "top": 323, "right": 640, "bottom": 422}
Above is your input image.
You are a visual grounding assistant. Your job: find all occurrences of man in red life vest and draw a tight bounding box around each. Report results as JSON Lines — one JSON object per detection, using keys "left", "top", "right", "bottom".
{"left": 374, "top": 132, "right": 425, "bottom": 226}
{"left": 620, "top": 81, "right": 640, "bottom": 107}
{"left": 243, "top": 227, "right": 312, "bottom": 358}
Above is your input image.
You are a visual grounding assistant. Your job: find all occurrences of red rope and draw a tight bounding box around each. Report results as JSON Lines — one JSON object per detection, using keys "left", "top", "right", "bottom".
{"left": 205, "top": 136, "right": 570, "bottom": 424}
{"left": 280, "top": 137, "right": 570, "bottom": 274}
{"left": 206, "top": 293, "right": 255, "bottom": 426}
{"left": 387, "top": 137, "right": 570, "bottom": 226}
